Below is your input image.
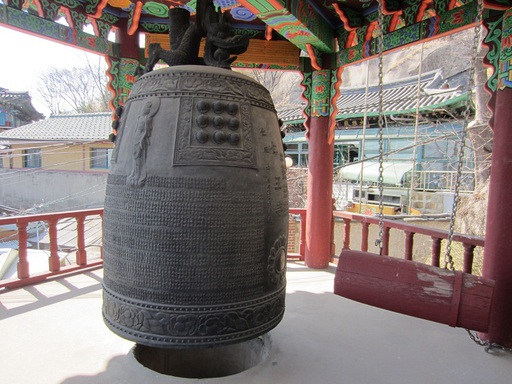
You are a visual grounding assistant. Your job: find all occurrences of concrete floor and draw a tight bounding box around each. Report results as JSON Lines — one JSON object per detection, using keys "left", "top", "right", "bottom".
{"left": 1, "top": 262, "right": 511, "bottom": 384}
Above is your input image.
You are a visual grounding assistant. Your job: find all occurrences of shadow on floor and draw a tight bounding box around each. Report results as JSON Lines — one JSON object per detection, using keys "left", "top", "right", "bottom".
{"left": 0, "top": 271, "right": 102, "bottom": 319}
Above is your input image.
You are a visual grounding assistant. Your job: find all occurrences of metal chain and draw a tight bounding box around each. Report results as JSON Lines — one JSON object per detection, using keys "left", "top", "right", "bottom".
{"left": 375, "top": 0, "right": 385, "bottom": 254}
{"left": 443, "top": 0, "right": 483, "bottom": 271}
{"left": 467, "top": 329, "right": 512, "bottom": 354}
{"left": 371, "top": 0, "right": 509, "bottom": 354}
{"left": 445, "top": 0, "right": 512, "bottom": 353}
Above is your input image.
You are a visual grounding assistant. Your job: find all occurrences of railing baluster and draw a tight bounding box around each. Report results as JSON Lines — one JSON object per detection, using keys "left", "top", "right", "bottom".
{"left": 332, "top": 211, "right": 485, "bottom": 274}
{"left": 48, "top": 219, "right": 60, "bottom": 272}
{"left": 300, "top": 212, "right": 306, "bottom": 260}
{"left": 431, "top": 237, "right": 441, "bottom": 267}
{"left": 0, "top": 208, "right": 487, "bottom": 291}
{"left": 76, "top": 216, "right": 87, "bottom": 265}
{"left": 331, "top": 199, "right": 336, "bottom": 259}
{"left": 286, "top": 209, "right": 307, "bottom": 261}
{"left": 343, "top": 218, "right": 351, "bottom": 250}
{"left": 462, "top": 243, "right": 476, "bottom": 274}
{"left": 16, "top": 221, "right": 29, "bottom": 279}
{"left": 361, "top": 222, "right": 370, "bottom": 252}
{"left": 1, "top": 209, "right": 104, "bottom": 291}
{"left": 382, "top": 226, "right": 390, "bottom": 256}
{"left": 405, "top": 231, "right": 415, "bottom": 261}
{"left": 99, "top": 212, "right": 104, "bottom": 259}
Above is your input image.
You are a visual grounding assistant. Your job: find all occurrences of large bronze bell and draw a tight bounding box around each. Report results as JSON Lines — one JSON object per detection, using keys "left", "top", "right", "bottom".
{"left": 102, "top": 66, "right": 289, "bottom": 348}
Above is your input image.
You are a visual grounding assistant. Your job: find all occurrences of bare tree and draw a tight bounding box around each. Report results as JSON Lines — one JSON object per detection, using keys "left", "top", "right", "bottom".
{"left": 83, "top": 55, "right": 110, "bottom": 111}
{"left": 238, "top": 69, "right": 302, "bottom": 110}
{"left": 37, "top": 56, "right": 109, "bottom": 115}
{"left": 457, "top": 28, "right": 493, "bottom": 240}
{"left": 468, "top": 28, "right": 493, "bottom": 187}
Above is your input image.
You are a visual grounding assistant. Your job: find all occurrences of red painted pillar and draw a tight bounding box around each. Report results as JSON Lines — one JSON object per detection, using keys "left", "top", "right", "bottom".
{"left": 306, "top": 116, "right": 334, "bottom": 268}
{"left": 480, "top": 8, "right": 512, "bottom": 347}
{"left": 481, "top": 87, "right": 512, "bottom": 347}
{"left": 302, "top": 63, "right": 342, "bottom": 269}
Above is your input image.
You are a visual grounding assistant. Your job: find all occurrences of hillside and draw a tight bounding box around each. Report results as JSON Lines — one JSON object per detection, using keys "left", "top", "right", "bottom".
{"left": 341, "top": 29, "right": 474, "bottom": 87}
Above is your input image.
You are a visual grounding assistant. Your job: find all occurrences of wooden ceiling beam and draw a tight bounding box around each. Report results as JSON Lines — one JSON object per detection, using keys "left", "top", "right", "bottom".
{"left": 145, "top": 33, "right": 300, "bottom": 68}
{"left": 237, "top": 0, "right": 336, "bottom": 54}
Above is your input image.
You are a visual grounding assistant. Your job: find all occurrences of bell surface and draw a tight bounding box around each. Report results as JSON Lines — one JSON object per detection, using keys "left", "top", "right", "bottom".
{"left": 102, "top": 65, "right": 289, "bottom": 348}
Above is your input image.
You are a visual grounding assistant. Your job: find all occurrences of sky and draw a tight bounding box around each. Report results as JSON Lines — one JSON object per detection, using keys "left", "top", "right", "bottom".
{"left": 0, "top": 25, "right": 103, "bottom": 117}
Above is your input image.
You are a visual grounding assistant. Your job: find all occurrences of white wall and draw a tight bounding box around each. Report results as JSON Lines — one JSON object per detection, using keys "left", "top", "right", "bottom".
{"left": 0, "top": 171, "right": 108, "bottom": 213}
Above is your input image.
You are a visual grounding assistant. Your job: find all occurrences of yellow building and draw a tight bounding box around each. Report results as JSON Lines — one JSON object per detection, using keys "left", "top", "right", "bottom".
{"left": 0, "top": 112, "right": 113, "bottom": 211}
{"left": 0, "top": 112, "right": 113, "bottom": 172}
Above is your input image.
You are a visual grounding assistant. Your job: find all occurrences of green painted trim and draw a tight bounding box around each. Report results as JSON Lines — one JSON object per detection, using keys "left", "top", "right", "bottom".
{"left": 485, "top": 15, "right": 504, "bottom": 93}
{"left": 0, "top": 4, "right": 114, "bottom": 56}
{"left": 282, "top": 94, "right": 469, "bottom": 124}
{"left": 311, "top": 70, "right": 333, "bottom": 117}
{"left": 243, "top": 0, "right": 335, "bottom": 53}
{"left": 106, "top": 57, "right": 140, "bottom": 111}
{"left": 337, "top": 2, "right": 489, "bottom": 67}
{"left": 498, "top": 8, "right": 512, "bottom": 90}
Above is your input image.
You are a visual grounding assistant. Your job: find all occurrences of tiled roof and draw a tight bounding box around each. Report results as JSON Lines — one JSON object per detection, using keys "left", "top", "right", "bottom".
{"left": 279, "top": 70, "right": 467, "bottom": 123}
{"left": 0, "top": 88, "right": 45, "bottom": 122}
{"left": 0, "top": 112, "right": 112, "bottom": 142}
{"left": 0, "top": 88, "right": 30, "bottom": 102}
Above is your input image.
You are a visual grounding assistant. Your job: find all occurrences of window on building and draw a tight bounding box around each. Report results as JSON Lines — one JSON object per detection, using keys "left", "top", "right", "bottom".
{"left": 388, "top": 138, "right": 414, "bottom": 159}
{"left": 90, "top": 147, "right": 112, "bottom": 169}
{"left": 23, "top": 148, "right": 42, "bottom": 168}
{"left": 363, "top": 140, "right": 382, "bottom": 157}
{"left": 422, "top": 141, "right": 451, "bottom": 159}
{"left": 334, "top": 143, "right": 359, "bottom": 166}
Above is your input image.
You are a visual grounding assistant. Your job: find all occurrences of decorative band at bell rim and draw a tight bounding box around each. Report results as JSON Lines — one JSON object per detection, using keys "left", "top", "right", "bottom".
{"left": 102, "top": 65, "right": 289, "bottom": 349}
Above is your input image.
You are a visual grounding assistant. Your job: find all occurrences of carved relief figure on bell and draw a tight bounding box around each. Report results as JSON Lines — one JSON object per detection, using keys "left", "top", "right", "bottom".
{"left": 126, "top": 98, "right": 160, "bottom": 187}
{"left": 102, "top": 65, "right": 289, "bottom": 349}
{"left": 142, "top": 0, "right": 249, "bottom": 74}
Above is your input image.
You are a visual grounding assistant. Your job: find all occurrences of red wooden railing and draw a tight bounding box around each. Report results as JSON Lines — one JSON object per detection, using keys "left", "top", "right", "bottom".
{"left": 288, "top": 204, "right": 337, "bottom": 262}
{"left": 0, "top": 209, "right": 104, "bottom": 290}
{"left": 288, "top": 208, "right": 307, "bottom": 261}
{"left": 288, "top": 209, "right": 484, "bottom": 274}
{"left": 1, "top": 207, "right": 485, "bottom": 291}
{"left": 333, "top": 211, "right": 485, "bottom": 274}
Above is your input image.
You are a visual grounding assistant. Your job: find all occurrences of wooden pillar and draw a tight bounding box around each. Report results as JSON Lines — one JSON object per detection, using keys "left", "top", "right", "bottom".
{"left": 481, "top": 8, "right": 512, "bottom": 347}
{"left": 481, "top": 86, "right": 512, "bottom": 347}
{"left": 302, "top": 65, "right": 342, "bottom": 268}
{"left": 306, "top": 116, "right": 334, "bottom": 268}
